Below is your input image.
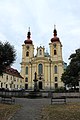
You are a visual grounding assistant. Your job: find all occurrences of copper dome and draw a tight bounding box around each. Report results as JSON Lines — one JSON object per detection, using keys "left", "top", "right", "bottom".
{"left": 51, "top": 36, "right": 60, "bottom": 42}
{"left": 24, "top": 27, "right": 33, "bottom": 44}
{"left": 51, "top": 26, "right": 60, "bottom": 43}
{"left": 24, "top": 39, "right": 32, "bottom": 44}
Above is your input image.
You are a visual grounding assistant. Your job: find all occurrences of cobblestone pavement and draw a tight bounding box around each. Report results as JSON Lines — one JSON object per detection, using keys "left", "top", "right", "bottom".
{"left": 10, "top": 98, "right": 50, "bottom": 120}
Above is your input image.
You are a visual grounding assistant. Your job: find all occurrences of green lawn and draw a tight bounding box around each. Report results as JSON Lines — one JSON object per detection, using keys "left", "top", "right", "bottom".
{"left": 0, "top": 103, "right": 21, "bottom": 120}
{"left": 41, "top": 103, "right": 80, "bottom": 120}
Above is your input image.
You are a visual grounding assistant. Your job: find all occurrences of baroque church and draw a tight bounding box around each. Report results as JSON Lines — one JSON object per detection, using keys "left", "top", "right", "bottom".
{"left": 20, "top": 27, "right": 64, "bottom": 90}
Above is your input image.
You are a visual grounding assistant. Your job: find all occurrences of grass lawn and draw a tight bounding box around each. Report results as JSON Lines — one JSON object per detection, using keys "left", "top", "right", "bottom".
{"left": 0, "top": 103, "right": 21, "bottom": 120}
{"left": 41, "top": 103, "right": 80, "bottom": 120}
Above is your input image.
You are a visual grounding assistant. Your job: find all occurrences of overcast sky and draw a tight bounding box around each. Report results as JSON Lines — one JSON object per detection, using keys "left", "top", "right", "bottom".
{"left": 0, "top": 0, "right": 80, "bottom": 72}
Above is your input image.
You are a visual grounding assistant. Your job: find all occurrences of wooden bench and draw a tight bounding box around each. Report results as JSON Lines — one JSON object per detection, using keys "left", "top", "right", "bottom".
{"left": 51, "top": 96, "right": 66, "bottom": 104}
{"left": 1, "top": 96, "right": 15, "bottom": 104}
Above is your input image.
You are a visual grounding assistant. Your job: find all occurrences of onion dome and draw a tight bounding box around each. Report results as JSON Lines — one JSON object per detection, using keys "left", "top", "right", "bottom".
{"left": 24, "top": 27, "right": 33, "bottom": 44}
{"left": 51, "top": 25, "right": 60, "bottom": 42}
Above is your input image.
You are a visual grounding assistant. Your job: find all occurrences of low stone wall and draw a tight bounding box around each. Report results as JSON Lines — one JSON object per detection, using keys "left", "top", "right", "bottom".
{"left": 51, "top": 92, "right": 80, "bottom": 98}
{"left": 0, "top": 90, "right": 80, "bottom": 98}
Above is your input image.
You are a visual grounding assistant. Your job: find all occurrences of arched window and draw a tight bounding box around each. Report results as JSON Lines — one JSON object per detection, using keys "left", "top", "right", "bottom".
{"left": 53, "top": 43, "right": 56, "bottom": 48}
{"left": 26, "top": 67, "right": 28, "bottom": 74}
{"left": 26, "top": 51, "right": 29, "bottom": 56}
{"left": 25, "top": 77, "right": 28, "bottom": 82}
{"left": 55, "top": 83, "right": 58, "bottom": 88}
{"left": 55, "top": 77, "right": 58, "bottom": 82}
{"left": 40, "top": 49, "right": 42, "bottom": 55}
{"left": 38, "top": 64, "right": 43, "bottom": 75}
{"left": 54, "top": 50, "right": 57, "bottom": 55}
{"left": 54, "top": 65, "right": 57, "bottom": 74}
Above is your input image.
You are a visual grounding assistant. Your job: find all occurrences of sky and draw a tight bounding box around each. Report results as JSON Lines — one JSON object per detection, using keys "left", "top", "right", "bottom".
{"left": 0, "top": 0, "right": 80, "bottom": 72}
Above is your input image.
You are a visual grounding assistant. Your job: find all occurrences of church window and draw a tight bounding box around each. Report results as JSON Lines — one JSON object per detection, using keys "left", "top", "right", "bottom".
{"left": 25, "top": 77, "right": 28, "bottom": 82}
{"left": 26, "top": 67, "right": 28, "bottom": 75}
{"left": 55, "top": 83, "right": 58, "bottom": 88}
{"left": 40, "top": 49, "right": 42, "bottom": 55}
{"left": 26, "top": 45, "right": 29, "bottom": 50}
{"left": 38, "top": 64, "right": 43, "bottom": 75}
{"left": 26, "top": 51, "right": 29, "bottom": 56}
{"left": 53, "top": 43, "right": 56, "bottom": 48}
{"left": 54, "top": 65, "right": 57, "bottom": 74}
{"left": 55, "top": 77, "right": 58, "bottom": 82}
{"left": 54, "top": 50, "right": 57, "bottom": 55}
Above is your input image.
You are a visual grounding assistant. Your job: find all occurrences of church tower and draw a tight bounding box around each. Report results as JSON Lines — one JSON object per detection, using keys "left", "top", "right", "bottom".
{"left": 20, "top": 28, "right": 34, "bottom": 89}
{"left": 49, "top": 25, "right": 62, "bottom": 61}
{"left": 49, "top": 26, "right": 64, "bottom": 88}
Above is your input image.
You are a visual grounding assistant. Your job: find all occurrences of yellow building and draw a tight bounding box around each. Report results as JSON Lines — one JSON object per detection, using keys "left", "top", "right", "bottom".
{"left": 0, "top": 67, "right": 24, "bottom": 90}
{"left": 20, "top": 27, "right": 64, "bottom": 90}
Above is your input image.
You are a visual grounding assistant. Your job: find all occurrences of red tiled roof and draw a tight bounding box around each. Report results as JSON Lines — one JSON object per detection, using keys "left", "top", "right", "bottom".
{"left": 4, "top": 67, "right": 23, "bottom": 79}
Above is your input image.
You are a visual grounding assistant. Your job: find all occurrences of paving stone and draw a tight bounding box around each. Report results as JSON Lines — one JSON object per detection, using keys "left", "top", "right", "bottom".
{"left": 10, "top": 98, "right": 50, "bottom": 120}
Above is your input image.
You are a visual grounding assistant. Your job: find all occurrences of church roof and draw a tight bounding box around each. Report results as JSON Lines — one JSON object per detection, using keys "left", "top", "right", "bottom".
{"left": 51, "top": 26, "right": 60, "bottom": 43}
{"left": 51, "top": 37, "right": 60, "bottom": 42}
{"left": 24, "top": 39, "right": 32, "bottom": 44}
{"left": 24, "top": 27, "right": 33, "bottom": 44}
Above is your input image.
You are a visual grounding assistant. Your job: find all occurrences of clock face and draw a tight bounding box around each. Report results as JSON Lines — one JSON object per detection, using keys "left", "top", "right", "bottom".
{"left": 26, "top": 45, "right": 29, "bottom": 50}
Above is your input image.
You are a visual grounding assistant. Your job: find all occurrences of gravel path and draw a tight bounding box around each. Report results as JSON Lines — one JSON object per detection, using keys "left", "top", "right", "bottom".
{"left": 10, "top": 98, "right": 50, "bottom": 120}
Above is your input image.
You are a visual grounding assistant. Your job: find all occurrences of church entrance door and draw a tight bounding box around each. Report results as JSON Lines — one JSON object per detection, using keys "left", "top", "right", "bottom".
{"left": 39, "top": 81, "right": 42, "bottom": 89}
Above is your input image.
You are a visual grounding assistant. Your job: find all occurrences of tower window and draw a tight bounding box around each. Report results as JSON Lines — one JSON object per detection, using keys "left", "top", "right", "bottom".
{"left": 40, "top": 49, "right": 42, "bottom": 55}
{"left": 26, "top": 67, "right": 28, "bottom": 74}
{"left": 55, "top": 77, "right": 58, "bottom": 82}
{"left": 38, "top": 64, "right": 43, "bottom": 75}
{"left": 54, "top": 50, "right": 57, "bottom": 55}
{"left": 54, "top": 65, "right": 57, "bottom": 74}
{"left": 25, "top": 77, "right": 28, "bottom": 82}
{"left": 53, "top": 43, "right": 56, "bottom": 48}
{"left": 26, "top": 51, "right": 29, "bottom": 56}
